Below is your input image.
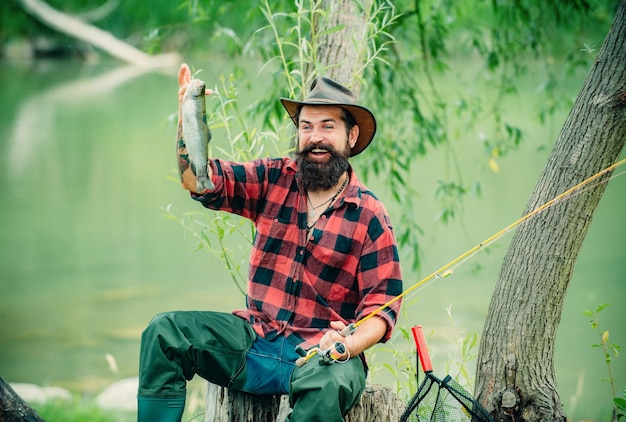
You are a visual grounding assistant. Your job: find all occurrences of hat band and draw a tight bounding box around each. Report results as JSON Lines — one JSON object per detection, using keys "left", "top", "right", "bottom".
{"left": 300, "top": 98, "right": 346, "bottom": 105}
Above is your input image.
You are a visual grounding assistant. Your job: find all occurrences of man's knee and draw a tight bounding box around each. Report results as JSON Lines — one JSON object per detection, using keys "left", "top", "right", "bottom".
{"left": 140, "top": 311, "right": 186, "bottom": 350}
{"left": 289, "top": 358, "right": 366, "bottom": 420}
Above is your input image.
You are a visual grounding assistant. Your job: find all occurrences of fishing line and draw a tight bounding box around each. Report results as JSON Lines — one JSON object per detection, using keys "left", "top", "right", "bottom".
{"left": 340, "top": 157, "right": 626, "bottom": 336}
{"left": 402, "top": 166, "right": 626, "bottom": 303}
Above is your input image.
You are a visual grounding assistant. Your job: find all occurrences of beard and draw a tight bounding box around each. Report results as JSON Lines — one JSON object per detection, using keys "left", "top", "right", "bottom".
{"left": 295, "top": 143, "right": 350, "bottom": 192}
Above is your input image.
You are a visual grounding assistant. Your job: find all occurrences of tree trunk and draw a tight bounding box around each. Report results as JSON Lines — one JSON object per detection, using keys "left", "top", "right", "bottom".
{"left": 205, "top": 383, "right": 288, "bottom": 422}
{"left": 313, "top": 0, "right": 371, "bottom": 93}
{"left": 205, "top": 383, "right": 404, "bottom": 422}
{"left": 475, "top": 1, "right": 626, "bottom": 421}
{"left": 0, "top": 377, "right": 45, "bottom": 422}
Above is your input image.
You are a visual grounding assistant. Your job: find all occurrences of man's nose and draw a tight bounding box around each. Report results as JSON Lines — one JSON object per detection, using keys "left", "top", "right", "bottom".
{"left": 309, "top": 127, "right": 324, "bottom": 142}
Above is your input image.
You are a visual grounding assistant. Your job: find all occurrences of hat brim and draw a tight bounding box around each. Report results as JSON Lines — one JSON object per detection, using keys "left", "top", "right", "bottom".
{"left": 280, "top": 98, "right": 376, "bottom": 157}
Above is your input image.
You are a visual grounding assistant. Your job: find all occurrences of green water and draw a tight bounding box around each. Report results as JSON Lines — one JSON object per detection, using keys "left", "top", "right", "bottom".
{"left": 0, "top": 59, "right": 624, "bottom": 420}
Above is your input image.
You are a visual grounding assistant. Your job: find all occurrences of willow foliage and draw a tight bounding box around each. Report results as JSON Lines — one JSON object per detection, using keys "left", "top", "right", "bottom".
{"left": 138, "top": 0, "right": 616, "bottom": 282}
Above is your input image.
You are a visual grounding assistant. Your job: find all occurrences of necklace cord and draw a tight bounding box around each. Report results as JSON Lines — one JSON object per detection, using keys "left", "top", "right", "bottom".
{"left": 307, "top": 195, "right": 333, "bottom": 212}
{"left": 306, "top": 174, "right": 349, "bottom": 226}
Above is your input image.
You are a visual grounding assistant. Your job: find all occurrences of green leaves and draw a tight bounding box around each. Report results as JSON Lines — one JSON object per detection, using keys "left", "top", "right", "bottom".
{"left": 435, "top": 181, "right": 467, "bottom": 224}
{"left": 615, "top": 387, "right": 626, "bottom": 418}
{"left": 584, "top": 303, "right": 623, "bottom": 413}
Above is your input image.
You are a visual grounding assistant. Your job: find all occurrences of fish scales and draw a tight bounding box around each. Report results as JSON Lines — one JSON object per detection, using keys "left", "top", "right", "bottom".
{"left": 181, "top": 78, "right": 214, "bottom": 192}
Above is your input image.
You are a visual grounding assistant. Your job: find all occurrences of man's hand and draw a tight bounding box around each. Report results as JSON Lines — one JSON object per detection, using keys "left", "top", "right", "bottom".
{"left": 176, "top": 63, "right": 214, "bottom": 193}
{"left": 178, "top": 63, "right": 192, "bottom": 102}
{"left": 319, "top": 321, "right": 353, "bottom": 360}
{"left": 177, "top": 63, "right": 213, "bottom": 116}
{"left": 319, "top": 317, "right": 387, "bottom": 361}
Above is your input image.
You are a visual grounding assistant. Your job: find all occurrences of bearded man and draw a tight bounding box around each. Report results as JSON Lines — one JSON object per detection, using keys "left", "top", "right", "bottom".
{"left": 137, "top": 66, "right": 403, "bottom": 422}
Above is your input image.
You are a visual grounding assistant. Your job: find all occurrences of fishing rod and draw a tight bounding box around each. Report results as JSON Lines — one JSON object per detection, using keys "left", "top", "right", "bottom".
{"left": 296, "top": 157, "right": 626, "bottom": 366}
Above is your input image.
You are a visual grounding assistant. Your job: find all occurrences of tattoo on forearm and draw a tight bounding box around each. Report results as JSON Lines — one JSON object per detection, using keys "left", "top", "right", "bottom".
{"left": 176, "top": 135, "right": 191, "bottom": 178}
{"left": 178, "top": 153, "right": 191, "bottom": 177}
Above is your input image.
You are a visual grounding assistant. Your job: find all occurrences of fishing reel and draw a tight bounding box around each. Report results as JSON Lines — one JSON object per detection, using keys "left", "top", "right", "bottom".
{"left": 294, "top": 323, "right": 357, "bottom": 367}
{"left": 295, "top": 341, "right": 348, "bottom": 367}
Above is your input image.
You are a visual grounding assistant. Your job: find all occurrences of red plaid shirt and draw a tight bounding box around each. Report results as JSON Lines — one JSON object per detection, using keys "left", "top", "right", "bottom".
{"left": 192, "top": 157, "right": 403, "bottom": 348}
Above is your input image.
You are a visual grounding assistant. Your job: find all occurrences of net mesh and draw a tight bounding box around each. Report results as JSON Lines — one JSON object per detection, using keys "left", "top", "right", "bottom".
{"left": 400, "top": 373, "right": 493, "bottom": 422}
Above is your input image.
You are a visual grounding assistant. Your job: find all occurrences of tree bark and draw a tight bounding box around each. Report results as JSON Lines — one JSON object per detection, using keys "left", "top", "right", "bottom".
{"left": 311, "top": 0, "right": 371, "bottom": 94}
{"left": 205, "top": 383, "right": 404, "bottom": 422}
{"left": 0, "top": 377, "right": 45, "bottom": 422}
{"left": 475, "top": 1, "right": 626, "bottom": 421}
{"left": 205, "top": 383, "right": 287, "bottom": 422}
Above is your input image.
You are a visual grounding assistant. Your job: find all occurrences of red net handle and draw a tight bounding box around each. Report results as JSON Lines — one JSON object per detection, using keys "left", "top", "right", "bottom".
{"left": 411, "top": 325, "right": 433, "bottom": 372}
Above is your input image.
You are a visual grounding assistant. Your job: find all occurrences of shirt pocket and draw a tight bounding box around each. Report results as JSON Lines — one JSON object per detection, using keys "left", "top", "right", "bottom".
{"left": 252, "top": 213, "right": 297, "bottom": 270}
{"left": 309, "top": 229, "right": 356, "bottom": 271}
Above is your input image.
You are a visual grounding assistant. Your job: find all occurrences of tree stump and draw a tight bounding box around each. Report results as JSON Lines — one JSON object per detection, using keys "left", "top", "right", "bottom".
{"left": 205, "top": 383, "right": 404, "bottom": 422}
{"left": 0, "top": 377, "right": 45, "bottom": 422}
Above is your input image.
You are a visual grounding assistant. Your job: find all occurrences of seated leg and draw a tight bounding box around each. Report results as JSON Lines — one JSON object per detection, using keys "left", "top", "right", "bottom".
{"left": 137, "top": 311, "right": 255, "bottom": 421}
{"left": 288, "top": 357, "right": 366, "bottom": 422}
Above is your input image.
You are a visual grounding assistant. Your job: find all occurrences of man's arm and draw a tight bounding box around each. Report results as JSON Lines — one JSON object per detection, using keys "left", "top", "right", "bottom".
{"left": 318, "top": 205, "right": 403, "bottom": 360}
{"left": 319, "top": 317, "right": 387, "bottom": 360}
{"left": 176, "top": 63, "right": 212, "bottom": 193}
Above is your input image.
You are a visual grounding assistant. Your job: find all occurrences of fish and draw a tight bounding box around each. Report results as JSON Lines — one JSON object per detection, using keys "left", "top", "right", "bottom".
{"left": 181, "top": 78, "right": 214, "bottom": 192}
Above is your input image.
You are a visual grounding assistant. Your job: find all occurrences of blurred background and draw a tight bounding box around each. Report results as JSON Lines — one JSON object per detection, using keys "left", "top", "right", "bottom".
{"left": 0, "top": 1, "right": 624, "bottom": 420}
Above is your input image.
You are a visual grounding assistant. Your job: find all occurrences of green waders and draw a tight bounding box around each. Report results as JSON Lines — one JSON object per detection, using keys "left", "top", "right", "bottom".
{"left": 137, "top": 311, "right": 366, "bottom": 422}
{"left": 288, "top": 355, "right": 366, "bottom": 421}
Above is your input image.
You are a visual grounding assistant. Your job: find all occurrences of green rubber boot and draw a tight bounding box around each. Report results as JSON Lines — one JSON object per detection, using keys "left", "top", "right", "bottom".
{"left": 137, "top": 395, "right": 185, "bottom": 422}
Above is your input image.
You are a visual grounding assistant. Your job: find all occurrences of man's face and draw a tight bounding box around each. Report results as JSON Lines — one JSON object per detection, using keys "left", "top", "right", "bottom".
{"left": 295, "top": 105, "right": 359, "bottom": 192}
{"left": 296, "top": 105, "right": 358, "bottom": 159}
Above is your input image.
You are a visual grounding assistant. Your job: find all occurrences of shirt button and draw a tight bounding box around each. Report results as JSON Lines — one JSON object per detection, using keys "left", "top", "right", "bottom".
{"left": 299, "top": 249, "right": 304, "bottom": 255}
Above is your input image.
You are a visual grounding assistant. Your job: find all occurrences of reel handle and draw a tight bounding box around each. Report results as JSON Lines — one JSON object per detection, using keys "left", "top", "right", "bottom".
{"left": 338, "top": 323, "right": 357, "bottom": 337}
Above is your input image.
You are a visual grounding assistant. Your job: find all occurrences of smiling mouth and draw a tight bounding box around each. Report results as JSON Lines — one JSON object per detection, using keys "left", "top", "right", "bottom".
{"left": 308, "top": 149, "right": 332, "bottom": 162}
{"left": 310, "top": 148, "right": 329, "bottom": 155}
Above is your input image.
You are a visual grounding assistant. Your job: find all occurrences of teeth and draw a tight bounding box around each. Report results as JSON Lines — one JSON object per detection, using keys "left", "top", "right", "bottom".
{"left": 312, "top": 148, "right": 327, "bottom": 153}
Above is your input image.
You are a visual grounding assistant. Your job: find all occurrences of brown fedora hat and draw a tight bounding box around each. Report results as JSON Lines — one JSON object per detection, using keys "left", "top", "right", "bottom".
{"left": 280, "top": 77, "right": 377, "bottom": 156}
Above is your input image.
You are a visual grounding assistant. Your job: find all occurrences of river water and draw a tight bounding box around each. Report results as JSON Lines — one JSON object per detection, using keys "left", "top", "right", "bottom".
{"left": 0, "top": 58, "right": 624, "bottom": 420}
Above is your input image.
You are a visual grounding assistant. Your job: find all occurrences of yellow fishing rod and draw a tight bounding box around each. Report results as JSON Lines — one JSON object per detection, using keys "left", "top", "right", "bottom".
{"left": 297, "top": 157, "right": 626, "bottom": 366}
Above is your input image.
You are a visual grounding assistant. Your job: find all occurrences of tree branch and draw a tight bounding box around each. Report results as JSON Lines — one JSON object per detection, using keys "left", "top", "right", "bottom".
{"left": 17, "top": 0, "right": 180, "bottom": 68}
